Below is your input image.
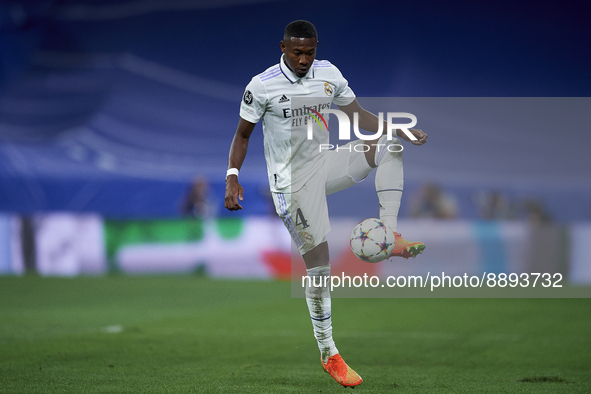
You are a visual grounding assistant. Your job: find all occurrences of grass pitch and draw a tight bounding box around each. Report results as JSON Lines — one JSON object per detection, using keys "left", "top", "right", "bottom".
{"left": 1, "top": 276, "right": 590, "bottom": 393}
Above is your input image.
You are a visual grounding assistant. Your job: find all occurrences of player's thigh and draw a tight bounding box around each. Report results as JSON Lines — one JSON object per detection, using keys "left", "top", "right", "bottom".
{"left": 324, "top": 140, "right": 373, "bottom": 195}
{"left": 271, "top": 179, "right": 330, "bottom": 256}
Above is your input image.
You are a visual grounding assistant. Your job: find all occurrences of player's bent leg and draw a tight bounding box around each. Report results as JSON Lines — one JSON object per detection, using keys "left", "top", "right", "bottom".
{"left": 325, "top": 140, "right": 373, "bottom": 196}
{"left": 371, "top": 135, "right": 426, "bottom": 259}
{"left": 373, "top": 135, "right": 404, "bottom": 232}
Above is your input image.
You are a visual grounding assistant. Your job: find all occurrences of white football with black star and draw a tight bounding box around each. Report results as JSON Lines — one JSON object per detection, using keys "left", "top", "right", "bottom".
{"left": 350, "top": 218, "right": 395, "bottom": 263}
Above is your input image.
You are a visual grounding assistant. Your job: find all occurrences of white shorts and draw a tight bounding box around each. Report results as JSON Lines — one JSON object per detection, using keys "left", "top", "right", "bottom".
{"left": 272, "top": 140, "right": 372, "bottom": 255}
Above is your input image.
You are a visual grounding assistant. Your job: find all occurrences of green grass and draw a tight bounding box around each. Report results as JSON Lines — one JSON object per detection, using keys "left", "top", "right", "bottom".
{"left": 0, "top": 276, "right": 590, "bottom": 393}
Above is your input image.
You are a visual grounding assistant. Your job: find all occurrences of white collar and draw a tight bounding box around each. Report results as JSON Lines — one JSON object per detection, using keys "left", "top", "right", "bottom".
{"left": 280, "top": 55, "right": 315, "bottom": 83}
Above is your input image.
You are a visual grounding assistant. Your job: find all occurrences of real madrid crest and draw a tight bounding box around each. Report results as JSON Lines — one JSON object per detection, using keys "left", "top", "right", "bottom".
{"left": 324, "top": 82, "right": 333, "bottom": 97}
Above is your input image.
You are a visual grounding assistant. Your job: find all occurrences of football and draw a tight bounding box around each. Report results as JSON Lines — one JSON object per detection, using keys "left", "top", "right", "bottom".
{"left": 350, "top": 218, "right": 395, "bottom": 263}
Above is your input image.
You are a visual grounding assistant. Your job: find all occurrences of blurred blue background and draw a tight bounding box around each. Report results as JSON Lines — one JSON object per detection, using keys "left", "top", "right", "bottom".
{"left": 1, "top": 0, "right": 590, "bottom": 220}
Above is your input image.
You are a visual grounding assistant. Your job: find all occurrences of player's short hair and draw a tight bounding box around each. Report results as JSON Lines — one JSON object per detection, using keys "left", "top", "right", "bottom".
{"left": 283, "top": 20, "right": 318, "bottom": 42}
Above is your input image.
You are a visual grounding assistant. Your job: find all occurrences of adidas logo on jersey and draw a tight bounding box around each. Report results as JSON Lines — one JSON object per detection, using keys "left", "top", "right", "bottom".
{"left": 278, "top": 95, "right": 290, "bottom": 103}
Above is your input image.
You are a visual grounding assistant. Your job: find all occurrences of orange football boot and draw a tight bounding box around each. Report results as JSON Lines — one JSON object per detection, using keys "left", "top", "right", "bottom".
{"left": 389, "top": 232, "right": 425, "bottom": 259}
{"left": 321, "top": 354, "right": 363, "bottom": 387}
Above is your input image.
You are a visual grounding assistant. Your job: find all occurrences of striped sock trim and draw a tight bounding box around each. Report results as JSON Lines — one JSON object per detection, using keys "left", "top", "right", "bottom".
{"left": 311, "top": 314, "right": 332, "bottom": 321}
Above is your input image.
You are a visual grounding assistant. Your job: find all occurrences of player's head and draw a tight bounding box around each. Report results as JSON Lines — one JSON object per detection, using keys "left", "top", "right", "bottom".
{"left": 283, "top": 20, "right": 318, "bottom": 42}
{"left": 281, "top": 20, "right": 318, "bottom": 78}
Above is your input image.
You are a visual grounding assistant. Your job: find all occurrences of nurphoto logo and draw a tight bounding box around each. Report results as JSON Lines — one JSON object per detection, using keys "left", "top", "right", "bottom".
{"left": 304, "top": 108, "right": 417, "bottom": 152}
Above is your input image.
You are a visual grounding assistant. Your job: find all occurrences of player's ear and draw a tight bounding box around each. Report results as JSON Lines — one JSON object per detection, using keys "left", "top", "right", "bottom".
{"left": 280, "top": 41, "right": 286, "bottom": 53}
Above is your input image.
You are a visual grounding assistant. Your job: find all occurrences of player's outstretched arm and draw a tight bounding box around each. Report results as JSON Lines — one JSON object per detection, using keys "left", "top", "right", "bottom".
{"left": 338, "top": 99, "right": 428, "bottom": 146}
{"left": 225, "top": 118, "right": 256, "bottom": 211}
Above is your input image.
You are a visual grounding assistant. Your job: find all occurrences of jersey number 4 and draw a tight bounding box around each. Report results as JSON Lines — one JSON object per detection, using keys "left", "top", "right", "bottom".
{"left": 295, "top": 208, "right": 309, "bottom": 229}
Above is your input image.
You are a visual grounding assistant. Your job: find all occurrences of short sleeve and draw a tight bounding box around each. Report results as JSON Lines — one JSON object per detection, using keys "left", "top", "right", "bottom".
{"left": 239, "top": 77, "right": 266, "bottom": 123}
{"left": 331, "top": 65, "right": 356, "bottom": 107}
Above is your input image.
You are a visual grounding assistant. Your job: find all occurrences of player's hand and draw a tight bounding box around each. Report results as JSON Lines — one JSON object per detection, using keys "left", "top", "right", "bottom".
{"left": 225, "top": 176, "right": 244, "bottom": 211}
{"left": 407, "top": 128, "right": 428, "bottom": 145}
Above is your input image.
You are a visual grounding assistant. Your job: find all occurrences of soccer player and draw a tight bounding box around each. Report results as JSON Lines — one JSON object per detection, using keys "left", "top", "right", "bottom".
{"left": 224, "top": 20, "right": 427, "bottom": 387}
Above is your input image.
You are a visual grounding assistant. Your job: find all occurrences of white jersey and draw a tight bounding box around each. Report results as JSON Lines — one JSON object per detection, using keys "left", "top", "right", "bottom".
{"left": 239, "top": 55, "right": 356, "bottom": 193}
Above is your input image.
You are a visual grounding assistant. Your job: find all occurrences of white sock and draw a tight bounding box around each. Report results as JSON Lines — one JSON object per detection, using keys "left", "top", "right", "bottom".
{"left": 374, "top": 135, "right": 404, "bottom": 232}
{"left": 305, "top": 265, "right": 338, "bottom": 363}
